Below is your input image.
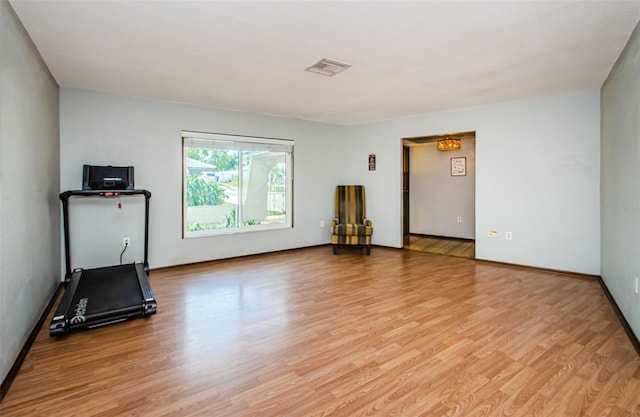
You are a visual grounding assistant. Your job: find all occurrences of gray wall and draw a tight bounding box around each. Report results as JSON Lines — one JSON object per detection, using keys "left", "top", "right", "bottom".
{"left": 61, "top": 89, "right": 600, "bottom": 275}
{"left": 345, "top": 90, "right": 601, "bottom": 274}
{"left": 409, "top": 139, "right": 475, "bottom": 239}
{"left": 0, "top": 0, "right": 60, "bottom": 383}
{"left": 60, "top": 89, "right": 346, "bottom": 270}
{"left": 601, "top": 21, "right": 640, "bottom": 340}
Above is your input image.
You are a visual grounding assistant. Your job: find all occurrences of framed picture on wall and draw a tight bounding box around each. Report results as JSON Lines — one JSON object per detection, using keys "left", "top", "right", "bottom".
{"left": 450, "top": 157, "right": 466, "bottom": 176}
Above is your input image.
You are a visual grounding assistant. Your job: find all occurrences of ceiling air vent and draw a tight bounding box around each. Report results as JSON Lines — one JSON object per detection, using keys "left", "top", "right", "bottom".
{"left": 305, "top": 58, "right": 352, "bottom": 77}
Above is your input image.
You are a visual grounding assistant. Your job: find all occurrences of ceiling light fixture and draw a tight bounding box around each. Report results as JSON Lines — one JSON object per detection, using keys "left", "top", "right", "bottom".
{"left": 437, "top": 137, "right": 462, "bottom": 151}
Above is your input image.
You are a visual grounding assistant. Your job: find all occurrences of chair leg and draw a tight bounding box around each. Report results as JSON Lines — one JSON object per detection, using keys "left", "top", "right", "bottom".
{"left": 366, "top": 245, "right": 371, "bottom": 255}
{"left": 333, "top": 244, "right": 338, "bottom": 255}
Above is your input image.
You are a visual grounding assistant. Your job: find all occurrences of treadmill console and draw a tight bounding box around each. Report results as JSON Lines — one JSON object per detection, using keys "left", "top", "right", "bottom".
{"left": 82, "top": 165, "right": 134, "bottom": 190}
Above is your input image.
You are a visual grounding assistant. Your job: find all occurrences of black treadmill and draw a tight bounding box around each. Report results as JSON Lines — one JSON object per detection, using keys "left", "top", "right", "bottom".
{"left": 50, "top": 188, "right": 157, "bottom": 336}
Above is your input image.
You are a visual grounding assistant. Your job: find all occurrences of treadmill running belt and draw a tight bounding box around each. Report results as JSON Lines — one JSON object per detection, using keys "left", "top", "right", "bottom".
{"left": 71, "top": 264, "right": 143, "bottom": 315}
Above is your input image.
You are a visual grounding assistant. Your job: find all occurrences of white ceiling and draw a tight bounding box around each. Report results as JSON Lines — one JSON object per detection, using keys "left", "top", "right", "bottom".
{"left": 9, "top": 0, "right": 640, "bottom": 125}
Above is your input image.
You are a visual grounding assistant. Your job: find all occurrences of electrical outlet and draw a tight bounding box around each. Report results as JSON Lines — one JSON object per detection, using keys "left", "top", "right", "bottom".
{"left": 505, "top": 232, "right": 512, "bottom": 240}
{"left": 320, "top": 220, "right": 325, "bottom": 228}
{"left": 457, "top": 216, "right": 462, "bottom": 223}
{"left": 123, "top": 237, "right": 130, "bottom": 247}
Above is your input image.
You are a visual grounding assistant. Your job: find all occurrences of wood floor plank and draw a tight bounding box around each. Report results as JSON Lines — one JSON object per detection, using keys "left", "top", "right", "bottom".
{"left": 1, "top": 246, "right": 638, "bottom": 417}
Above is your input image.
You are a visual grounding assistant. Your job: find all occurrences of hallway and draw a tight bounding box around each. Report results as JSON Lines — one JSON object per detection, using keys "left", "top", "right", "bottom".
{"left": 404, "top": 234, "right": 475, "bottom": 259}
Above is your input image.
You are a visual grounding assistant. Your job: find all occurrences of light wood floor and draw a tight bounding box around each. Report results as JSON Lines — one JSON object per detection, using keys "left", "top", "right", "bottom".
{"left": 2, "top": 246, "right": 639, "bottom": 417}
{"left": 405, "top": 234, "right": 475, "bottom": 259}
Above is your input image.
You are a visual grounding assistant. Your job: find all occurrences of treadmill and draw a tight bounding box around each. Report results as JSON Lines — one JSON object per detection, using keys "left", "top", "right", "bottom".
{"left": 50, "top": 166, "right": 157, "bottom": 336}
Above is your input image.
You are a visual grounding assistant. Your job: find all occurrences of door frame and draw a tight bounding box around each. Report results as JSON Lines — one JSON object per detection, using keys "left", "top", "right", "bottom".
{"left": 402, "top": 131, "right": 476, "bottom": 251}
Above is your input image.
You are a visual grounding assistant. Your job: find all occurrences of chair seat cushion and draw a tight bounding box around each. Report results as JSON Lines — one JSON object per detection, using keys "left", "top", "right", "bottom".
{"left": 331, "top": 223, "right": 373, "bottom": 236}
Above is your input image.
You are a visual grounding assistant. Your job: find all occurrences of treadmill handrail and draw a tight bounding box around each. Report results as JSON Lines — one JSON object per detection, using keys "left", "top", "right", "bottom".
{"left": 60, "top": 189, "right": 152, "bottom": 281}
{"left": 60, "top": 189, "right": 151, "bottom": 200}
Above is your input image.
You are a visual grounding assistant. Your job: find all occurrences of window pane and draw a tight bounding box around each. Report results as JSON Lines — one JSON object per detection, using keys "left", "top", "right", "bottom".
{"left": 183, "top": 133, "right": 293, "bottom": 237}
{"left": 185, "top": 148, "right": 239, "bottom": 233}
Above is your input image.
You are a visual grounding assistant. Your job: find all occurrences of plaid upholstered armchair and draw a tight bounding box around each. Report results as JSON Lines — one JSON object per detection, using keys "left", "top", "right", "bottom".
{"left": 331, "top": 185, "right": 373, "bottom": 255}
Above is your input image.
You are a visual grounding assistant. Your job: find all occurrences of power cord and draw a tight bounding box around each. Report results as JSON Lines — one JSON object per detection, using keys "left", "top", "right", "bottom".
{"left": 120, "top": 241, "right": 128, "bottom": 265}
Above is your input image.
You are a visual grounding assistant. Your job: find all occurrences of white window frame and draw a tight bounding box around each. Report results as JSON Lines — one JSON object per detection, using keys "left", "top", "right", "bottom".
{"left": 182, "top": 130, "right": 294, "bottom": 238}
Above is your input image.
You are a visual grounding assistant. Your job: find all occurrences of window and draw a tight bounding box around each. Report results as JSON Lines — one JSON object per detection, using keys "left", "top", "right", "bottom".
{"left": 182, "top": 131, "right": 294, "bottom": 238}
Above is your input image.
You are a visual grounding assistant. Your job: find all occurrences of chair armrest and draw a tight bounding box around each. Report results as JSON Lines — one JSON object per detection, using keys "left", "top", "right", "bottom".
{"left": 331, "top": 218, "right": 339, "bottom": 227}
{"left": 363, "top": 218, "right": 373, "bottom": 226}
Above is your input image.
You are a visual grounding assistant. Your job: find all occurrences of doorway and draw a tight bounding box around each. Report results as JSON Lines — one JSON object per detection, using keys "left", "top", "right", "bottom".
{"left": 402, "top": 132, "right": 476, "bottom": 258}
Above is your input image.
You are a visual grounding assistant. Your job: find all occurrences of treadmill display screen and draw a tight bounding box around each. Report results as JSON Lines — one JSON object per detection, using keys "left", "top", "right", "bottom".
{"left": 82, "top": 165, "right": 135, "bottom": 190}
